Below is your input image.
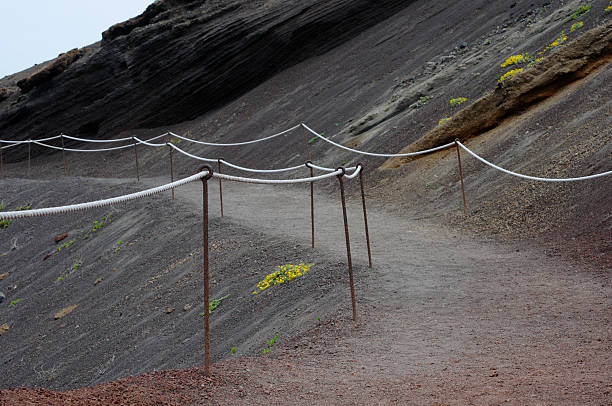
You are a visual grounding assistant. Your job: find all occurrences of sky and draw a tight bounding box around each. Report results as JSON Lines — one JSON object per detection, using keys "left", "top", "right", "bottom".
{"left": 0, "top": 1, "right": 155, "bottom": 78}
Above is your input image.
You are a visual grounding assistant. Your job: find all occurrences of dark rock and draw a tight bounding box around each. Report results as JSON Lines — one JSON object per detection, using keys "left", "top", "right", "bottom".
{"left": 55, "top": 233, "right": 68, "bottom": 243}
{"left": 0, "top": 0, "right": 414, "bottom": 161}
{"left": 459, "top": 41, "right": 468, "bottom": 49}
{"left": 0, "top": 292, "right": 4, "bottom": 303}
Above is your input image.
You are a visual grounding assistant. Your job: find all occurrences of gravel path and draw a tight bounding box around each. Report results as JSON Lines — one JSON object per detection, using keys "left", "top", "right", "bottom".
{"left": 160, "top": 176, "right": 612, "bottom": 404}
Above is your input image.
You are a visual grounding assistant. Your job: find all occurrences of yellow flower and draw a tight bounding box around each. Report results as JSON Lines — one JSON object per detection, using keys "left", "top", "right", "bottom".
{"left": 449, "top": 97, "right": 467, "bottom": 106}
{"left": 252, "top": 263, "right": 313, "bottom": 294}
{"left": 501, "top": 54, "right": 525, "bottom": 68}
{"left": 498, "top": 68, "right": 524, "bottom": 82}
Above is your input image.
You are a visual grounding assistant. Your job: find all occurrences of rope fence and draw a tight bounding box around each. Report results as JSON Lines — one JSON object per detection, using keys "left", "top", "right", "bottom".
{"left": 0, "top": 161, "right": 371, "bottom": 375}
{"left": 1, "top": 118, "right": 608, "bottom": 378}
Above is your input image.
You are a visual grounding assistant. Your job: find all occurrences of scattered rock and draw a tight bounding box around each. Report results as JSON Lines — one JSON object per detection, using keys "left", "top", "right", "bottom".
{"left": 166, "top": 307, "right": 175, "bottom": 314}
{"left": 43, "top": 253, "right": 52, "bottom": 261}
{"left": 60, "top": 323, "right": 66, "bottom": 328}
{"left": 0, "top": 291, "right": 5, "bottom": 303}
{"left": 0, "top": 323, "right": 9, "bottom": 335}
{"left": 54, "top": 304, "right": 78, "bottom": 320}
{"left": 0, "top": 272, "right": 8, "bottom": 281}
{"left": 459, "top": 41, "right": 468, "bottom": 49}
{"left": 183, "top": 304, "right": 193, "bottom": 311}
{"left": 54, "top": 233, "right": 68, "bottom": 243}
{"left": 94, "top": 277, "right": 103, "bottom": 285}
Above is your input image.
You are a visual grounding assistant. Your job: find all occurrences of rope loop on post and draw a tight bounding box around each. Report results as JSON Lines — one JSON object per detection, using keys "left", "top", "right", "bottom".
{"left": 199, "top": 165, "right": 214, "bottom": 181}
{"left": 336, "top": 166, "right": 346, "bottom": 178}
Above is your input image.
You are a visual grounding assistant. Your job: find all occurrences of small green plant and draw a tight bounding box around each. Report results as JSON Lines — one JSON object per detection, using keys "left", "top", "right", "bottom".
{"left": 0, "top": 202, "right": 12, "bottom": 229}
{"left": 57, "top": 276, "right": 63, "bottom": 282}
{"left": 570, "top": 21, "right": 584, "bottom": 32}
{"left": 317, "top": 317, "right": 321, "bottom": 321}
{"left": 56, "top": 239, "right": 76, "bottom": 252}
{"left": 438, "top": 117, "right": 451, "bottom": 126}
{"left": 263, "top": 333, "right": 279, "bottom": 354}
{"left": 115, "top": 240, "right": 124, "bottom": 252}
{"left": 606, "top": 1, "right": 612, "bottom": 12}
{"left": 231, "top": 347, "right": 237, "bottom": 354}
{"left": 8, "top": 298, "right": 23, "bottom": 307}
{"left": 308, "top": 136, "right": 318, "bottom": 144}
{"left": 200, "top": 294, "right": 230, "bottom": 316}
{"left": 72, "top": 263, "right": 79, "bottom": 270}
{"left": 209, "top": 294, "right": 230, "bottom": 312}
{"left": 570, "top": 4, "right": 591, "bottom": 19}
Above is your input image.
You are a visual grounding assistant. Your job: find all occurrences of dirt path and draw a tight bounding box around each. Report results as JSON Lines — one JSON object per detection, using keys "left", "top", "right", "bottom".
{"left": 151, "top": 176, "right": 611, "bottom": 404}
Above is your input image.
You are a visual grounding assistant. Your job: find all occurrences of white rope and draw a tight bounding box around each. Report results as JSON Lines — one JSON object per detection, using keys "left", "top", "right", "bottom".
{"left": 33, "top": 140, "right": 132, "bottom": 153}
{"left": 0, "top": 142, "right": 22, "bottom": 150}
{"left": 301, "top": 123, "right": 455, "bottom": 157}
{"left": 169, "top": 125, "right": 300, "bottom": 147}
{"left": 167, "top": 143, "right": 218, "bottom": 162}
{"left": 169, "top": 143, "right": 340, "bottom": 174}
{"left": 456, "top": 141, "right": 612, "bottom": 182}
{"left": 220, "top": 159, "right": 306, "bottom": 174}
{"left": 0, "top": 135, "right": 61, "bottom": 144}
{"left": 133, "top": 137, "right": 166, "bottom": 148}
{"left": 0, "top": 171, "right": 211, "bottom": 220}
{"left": 344, "top": 165, "right": 362, "bottom": 180}
{"left": 305, "top": 162, "right": 357, "bottom": 172}
{"left": 31, "top": 134, "right": 169, "bottom": 153}
{"left": 212, "top": 169, "right": 343, "bottom": 184}
{"left": 62, "top": 134, "right": 137, "bottom": 143}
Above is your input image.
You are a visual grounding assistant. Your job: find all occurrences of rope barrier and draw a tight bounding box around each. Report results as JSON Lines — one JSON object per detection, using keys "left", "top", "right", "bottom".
{"left": 168, "top": 125, "right": 300, "bottom": 147}
{"left": 0, "top": 166, "right": 363, "bottom": 220}
{"left": 212, "top": 169, "right": 344, "bottom": 184}
{"left": 62, "top": 134, "right": 139, "bottom": 143}
{"left": 0, "top": 135, "right": 61, "bottom": 146}
{"left": 0, "top": 171, "right": 211, "bottom": 220}
{"left": 456, "top": 141, "right": 612, "bottom": 182}
{"left": 301, "top": 123, "right": 456, "bottom": 157}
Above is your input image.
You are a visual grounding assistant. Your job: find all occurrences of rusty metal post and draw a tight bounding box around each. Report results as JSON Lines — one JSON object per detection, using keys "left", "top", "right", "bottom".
{"left": 0, "top": 143, "right": 3, "bottom": 178}
{"left": 60, "top": 134, "right": 68, "bottom": 176}
{"left": 27, "top": 140, "right": 31, "bottom": 178}
{"left": 301, "top": 123, "right": 312, "bottom": 162}
{"left": 454, "top": 140, "right": 469, "bottom": 217}
{"left": 336, "top": 167, "right": 357, "bottom": 322}
{"left": 168, "top": 144, "right": 175, "bottom": 200}
{"left": 306, "top": 161, "right": 315, "bottom": 248}
{"left": 132, "top": 137, "right": 140, "bottom": 181}
{"left": 199, "top": 164, "right": 213, "bottom": 376}
{"left": 357, "top": 165, "right": 373, "bottom": 269}
{"left": 217, "top": 159, "right": 224, "bottom": 217}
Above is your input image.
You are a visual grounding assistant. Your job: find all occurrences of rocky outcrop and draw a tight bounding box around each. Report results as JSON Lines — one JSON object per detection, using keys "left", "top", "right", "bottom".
{"left": 0, "top": 0, "right": 412, "bottom": 160}
{"left": 381, "top": 20, "right": 612, "bottom": 169}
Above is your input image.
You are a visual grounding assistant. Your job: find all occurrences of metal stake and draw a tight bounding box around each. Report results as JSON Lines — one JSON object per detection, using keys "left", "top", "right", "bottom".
{"left": 306, "top": 161, "right": 315, "bottom": 248}
{"left": 337, "top": 167, "right": 357, "bottom": 322}
{"left": 218, "top": 159, "right": 224, "bottom": 217}
{"left": 301, "top": 123, "right": 312, "bottom": 162}
{"left": 27, "top": 140, "right": 31, "bottom": 178}
{"left": 357, "top": 165, "right": 373, "bottom": 269}
{"left": 168, "top": 144, "right": 175, "bottom": 200}
{"left": 0, "top": 143, "right": 4, "bottom": 178}
{"left": 133, "top": 137, "right": 140, "bottom": 181}
{"left": 60, "top": 134, "right": 68, "bottom": 176}
{"left": 200, "top": 165, "right": 213, "bottom": 376}
{"left": 455, "top": 140, "right": 469, "bottom": 217}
